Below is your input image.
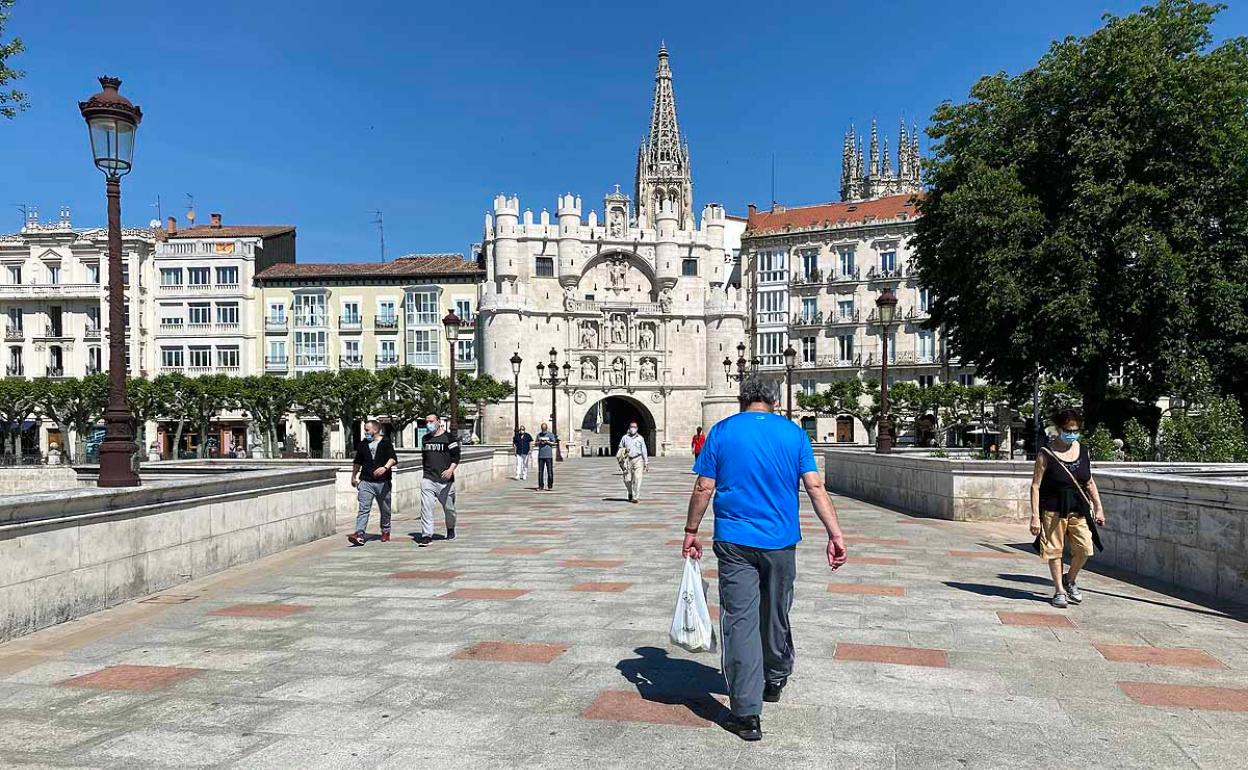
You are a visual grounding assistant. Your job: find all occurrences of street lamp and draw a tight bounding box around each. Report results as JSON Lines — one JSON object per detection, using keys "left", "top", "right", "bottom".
{"left": 442, "top": 308, "right": 462, "bottom": 435}
{"left": 724, "top": 340, "right": 759, "bottom": 384}
{"left": 783, "top": 342, "right": 798, "bottom": 420}
{"left": 509, "top": 351, "right": 522, "bottom": 437}
{"left": 536, "top": 347, "right": 571, "bottom": 461}
{"left": 875, "top": 288, "right": 898, "bottom": 454}
{"left": 80, "top": 76, "right": 142, "bottom": 488}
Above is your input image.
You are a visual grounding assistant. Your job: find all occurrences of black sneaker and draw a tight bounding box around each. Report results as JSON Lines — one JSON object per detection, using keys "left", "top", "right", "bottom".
{"left": 446, "top": 528, "right": 456, "bottom": 541}
{"left": 418, "top": 535, "right": 432, "bottom": 547}
{"left": 763, "top": 678, "right": 787, "bottom": 703}
{"left": 725, "top": 714, "right": 761, "bottom": 742}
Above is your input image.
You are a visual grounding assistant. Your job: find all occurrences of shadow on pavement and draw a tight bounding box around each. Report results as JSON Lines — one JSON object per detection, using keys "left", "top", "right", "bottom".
{"left": 616, "top": 646, "right": 730, "bottom": 726}
{"left": 601, "top": 497, "right": 632, "bottom": 503}
{"left": 943, "top": 581, "right": 1048, "bottom": 602}
{"left": 997, "top": 573, "right": 1247, "bottom": 621}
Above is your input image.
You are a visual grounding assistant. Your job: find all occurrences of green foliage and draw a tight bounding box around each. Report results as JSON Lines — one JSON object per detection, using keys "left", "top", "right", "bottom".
{"left": 1158, "top": 396, "right": 1248, "bottom": 462}
{"left": 1084, "top": 426, "right": 1118, "bottom": 462}
{"left": 0, "top": 376, "right": 38, "bottom": 454}
{"left": 234, "top": 376, "right": 297, "bottom": 458}
{"left": 913, "top": 1, "right": 1248, "bottom": 423}
{"left": 1122, "top": 418, "right": 1154, "bottom": 461}
{"left": 0, "top": 0, "right": 27, "bottom": 119}
{"left": 295, "top": 370, "right": 383, "bottom": 456}
{"left": 37, "top": 374, "right": 108, "bottom": 462}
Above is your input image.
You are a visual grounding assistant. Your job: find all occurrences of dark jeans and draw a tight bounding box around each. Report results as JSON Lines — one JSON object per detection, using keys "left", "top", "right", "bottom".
{"left": 537, "top": 457, "right": 554, "bottom": 489}
{"left": 714, "top": 540, "right": 797, "bottom": 717}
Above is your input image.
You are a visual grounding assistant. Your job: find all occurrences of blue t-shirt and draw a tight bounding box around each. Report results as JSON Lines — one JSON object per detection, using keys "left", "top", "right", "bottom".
{"left": 691, "top": 411, "right": 817, "bottom": 550}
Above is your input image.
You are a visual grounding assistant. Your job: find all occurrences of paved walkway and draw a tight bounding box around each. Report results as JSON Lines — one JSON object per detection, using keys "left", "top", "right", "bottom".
{"left": 1, "top": 458, "right": 1246, "bottom": 769}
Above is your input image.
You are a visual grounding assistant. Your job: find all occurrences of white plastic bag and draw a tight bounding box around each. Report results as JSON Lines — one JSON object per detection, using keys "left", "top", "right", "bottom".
{"left": 669, "top": 557, "right": 717, "bottom": 653}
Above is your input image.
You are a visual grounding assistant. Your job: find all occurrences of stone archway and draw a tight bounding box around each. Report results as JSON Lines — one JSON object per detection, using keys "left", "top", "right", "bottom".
{"left": 580, "top": 395, "right": 657, "bottom": 456}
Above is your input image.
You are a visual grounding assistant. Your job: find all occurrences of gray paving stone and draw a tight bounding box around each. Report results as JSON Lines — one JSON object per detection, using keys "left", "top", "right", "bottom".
{"left": 81, "top": 727, "right": 267, "bottom": 767}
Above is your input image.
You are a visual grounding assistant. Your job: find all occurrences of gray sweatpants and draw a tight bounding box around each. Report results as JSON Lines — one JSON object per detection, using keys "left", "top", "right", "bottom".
{"left": 714, "top": 540, "right": 797, "bottom": 717}
{"left": 355, "top": 479, "right": 392, "bottom": 534}
{"left": 420, "top": 477, "right": 457, "bottom": 537}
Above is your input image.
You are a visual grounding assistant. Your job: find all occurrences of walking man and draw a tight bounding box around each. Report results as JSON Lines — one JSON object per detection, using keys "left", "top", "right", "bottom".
{"left": 419, "top": 414, "right": 460, "bottom": 546}
{"left": 618, "top": 422, "right": 648, "bottom": 503}
{"left": 513, "top": 425, "right": 533, "bottom": 481}
{"left": 535, "top": 422, "right": 557, "bottom": 490}
{"left": 682, "top": 375, "right": 848, "bottom": 741}
{"left": 348, "top": 420, "right": 398, "bottom": 546}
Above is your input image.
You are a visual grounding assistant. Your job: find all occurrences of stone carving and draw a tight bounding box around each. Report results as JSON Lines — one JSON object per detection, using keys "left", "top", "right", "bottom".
{"left": 579, "top": 321, "right": 599, "bottom": 349}
{"left": 609, "top": 356, "right": 626, "bottom": 386}
{"left": 580, "top": 356, "right": 598, "bottom": 381}
{"left": 573, "top": 390, "right": 587, "bottom": 405}
{"left": 608, "top": 257, "right": 628, "bottom": 290}
{"left": 658, "top": 288, "right": 673, "bottom": 313}
{"left": 562, "top": 284, "right": 577, "bottom": 310}
{"left": 639, "top": 357, "right": 657, "bottom": 382}
{"left": 637, "top": 323, "right": 655, "bottom": 350}
{"left": 610, "top": 314, "right": 628, "bottom": 345}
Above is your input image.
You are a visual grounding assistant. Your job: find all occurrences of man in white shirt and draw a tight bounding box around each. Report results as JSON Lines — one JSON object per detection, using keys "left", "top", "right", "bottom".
{"left": 617, "top": 421, "right": 648, "bottom": 503}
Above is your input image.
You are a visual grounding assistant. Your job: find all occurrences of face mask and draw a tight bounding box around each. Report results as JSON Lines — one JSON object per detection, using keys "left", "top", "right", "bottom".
{"left": 628, "top": 427, "right": 638, "bottom": 435}
{"left": 1059, "top": 431, "right": 1080, "bottom": 443}
{"left": 426, "top": 422, "right": 437, "bottom": 432}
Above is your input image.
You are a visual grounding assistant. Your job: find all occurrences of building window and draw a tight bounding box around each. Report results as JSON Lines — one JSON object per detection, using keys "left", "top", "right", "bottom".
{"left": 799, "top": 249, "right": 818, "bottom": 281}
{"left": 342, "top": 339, "right": 361, "bottom": 365}
{"left": 838, "top": 248, "right": 855, "bottom": 277}
{"left": 799, "top": 297, "right": 817, "bottom": 323}
{"left": 187, "top": 267, "right": 210, "bottom": 286}
{"left": 188, "top": 303, "right": 211, "bottom": 326}
{"left": 216, "top": 303, "right": 239, "bottom": 327}
{"left": 215, "top": 266, "right": 238, "bottom": 286}
{"left": 801, "top": 378, "right": 816, "bottom": 396}
{"left": 159, "top": 268, "right": 182, "bottom": 286}
{"left": 341, "top": 300, "right": 361, "bottom": 326}
{"left": 535, "top": 256, "right": 555, "bottom": 277}
{"left": 159, "top": 305, "right": 183, "bottom": 328}
{"left": 6, "top": 265, "right": 21, "bottom": 284}
{"left": 7, "top": 346, "right": 22, "bottom": 376}
{"left": 883, "top": 332, "right": 896, "bottom": 364}
{"left": 918, "top": 287, "right": 931, "bottom": 313}
{"left": 758, "top": 290, "right": 786, "bottom": 324}
{"left": 266, "top": 301, "right": 286, "bottom": 324}
{"left": 161, "top": 347, "right": 184, "bottom": 370}
{"left": 918, "top": 374, "right": 935, "bottom": 388}
{"left": 377, "top": 299, "right": 398, "bottom": 327}
{"left": 454, "top": 298, "right": 473, "bottom": 323}
{"left": 407, "top": 329, "right": 438, "bottom": 367}
{"left": 47, "top": 306, "right": 63, "bottom": 337}
{"left": 837, "top": 299, "right": 855, "bottom": 321}
{"left": 681, "top": 258, "right": 698, "bottom": 276}
{"left": 188, "top": 346, "right": 211, "bottom": 369}
{"left": 880, "top": 249, "right": 897, "bottom": 273}
{"left": 86, "top": 307, "right": 100, "bottom": 333}
{"left": 455, "top": 339, "right": 475, "bottom": 363}
{"left": 917, "top": 331, "right": 935, "bottom": 362}
{"left": 757, "top": 249, "right": 787, "bottom": 284}
{"left": 267, "top": 340, "right": 287, "bottom": 366}
{"left": 959, "top": 373, "right": 975, "bottom": 387}
{"left": 294, "top": 293, "right": 327, "bottom": 327}
{"left": 801, "top": 336, "right": 816, "bottom": 364}
{"left": 405, "top": 290, "right": 438, "bottom": 326}
{"left": 837, "top": 334, "right": 854, "bottom": 363}
{"left": 379, "top": 339, "right": 397, "bottom": 363}
{"left": 87, "top": 264, "right": 100, "bottom": 284}
{"left": 7, "top": 307, "right": 22, "bottom": 332}
{"left": 295, "top": 331, "right": 327, "bottom": 367}
{"left": 47, "top": 265, "right": 61, "bottom": 284}
{"left": 216, "top": 346, "right": 240, "bottom": 369}
{"left": 757, "top": 332, "right": 783, "bottom": 366}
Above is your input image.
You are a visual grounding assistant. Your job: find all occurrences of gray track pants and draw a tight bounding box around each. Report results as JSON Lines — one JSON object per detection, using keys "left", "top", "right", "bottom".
{"left": 714, "top": 540, "right": 797, "bottom": 717}
{"left": 420, "top": 477, "right": 457, "bottom": 537}
{"left": 355, "top": 480, "right": 392, "bottom": 534}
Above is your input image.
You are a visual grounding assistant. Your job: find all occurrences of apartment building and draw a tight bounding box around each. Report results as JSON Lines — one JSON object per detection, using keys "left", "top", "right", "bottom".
{"left": 152, "top": 213, "right": 295, "bottom": 378}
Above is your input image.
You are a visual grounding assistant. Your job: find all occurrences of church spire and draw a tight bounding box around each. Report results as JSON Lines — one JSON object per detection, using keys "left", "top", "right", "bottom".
{"left": 636, "top": 43, "right": 693, "bottom": 229}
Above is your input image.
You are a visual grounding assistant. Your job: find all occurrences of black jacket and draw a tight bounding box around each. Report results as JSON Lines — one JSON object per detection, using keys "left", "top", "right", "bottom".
{"left": 354, "top": 437, "right": 398, "bottom": 483}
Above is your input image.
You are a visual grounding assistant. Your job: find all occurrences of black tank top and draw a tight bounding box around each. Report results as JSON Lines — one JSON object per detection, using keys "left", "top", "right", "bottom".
{"left": 1039, "top": 443, "right": 1091, "bottom": 515}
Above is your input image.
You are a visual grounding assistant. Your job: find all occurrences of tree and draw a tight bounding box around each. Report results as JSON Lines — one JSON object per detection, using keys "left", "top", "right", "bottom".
{"left": 913, "top": 1, "right": 1248, "bottom": 425}
{"left": 1158, "top": 396, "right": 1248, "bottom": 462}
{"left": 170, "top": 375, "right": 236, "bottom": 458}
{"left": 797, "top": 379, "right": 883, "bottom": 442}
{"left": 0, "top": 377, "right": 37, "bottom": 456}
{"left": 37, "top": 375, "right": 108, "bottom": 463}
{"left": 296, "top": 370, "right": 382, "bottom": 458}
{"left": 376, "top": 366, "right": 442, "bottom": 447}
{"left": 457, "top": 371, "right": 514, "bottom": 437}
{"left": 235, "top": 376, "right": 297, "bottom": 458}
{"left": 0, "top": 0, "right": 27, "bottom": 119}
{"left": 155, "top": 373, "right": 193, "bottom": 458}
{"left": 127, "top": 376, "right": 171, "bottom": 464}
{"left": 1122, "top": 418, "right": 1155, "bottom": 461}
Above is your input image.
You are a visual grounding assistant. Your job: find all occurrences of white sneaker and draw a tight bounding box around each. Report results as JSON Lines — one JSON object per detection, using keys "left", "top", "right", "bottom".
{"left": 1051, "top": 592, "right": 1069, "bottom": 609}
{"left": 1063, "top": 574, "right": 1083, "bottom": 604}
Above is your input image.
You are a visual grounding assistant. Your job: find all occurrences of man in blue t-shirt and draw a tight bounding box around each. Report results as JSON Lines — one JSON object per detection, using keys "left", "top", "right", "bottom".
{"left": 684, "top": 375, "right": 848, "bottom": 742}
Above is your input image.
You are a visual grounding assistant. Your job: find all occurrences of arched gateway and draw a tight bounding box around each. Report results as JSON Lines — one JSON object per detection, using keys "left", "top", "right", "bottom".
{"left": 580, "top": 396, "right": 656, "bottom": 457}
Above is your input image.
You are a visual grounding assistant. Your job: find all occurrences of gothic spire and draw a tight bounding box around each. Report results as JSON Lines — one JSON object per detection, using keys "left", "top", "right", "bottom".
{"left": 869, "top": 119, "right": 880, "bottom": 177}
{"left": 636, "top": 43, "right": 693, "bottom": 228}
{"left": 647, "top": 42, "right": 682, "bottom": 166}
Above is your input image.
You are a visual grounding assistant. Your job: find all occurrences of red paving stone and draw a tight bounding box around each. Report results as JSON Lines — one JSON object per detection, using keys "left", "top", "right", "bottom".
{"left": 703, "top": 568, "right": 718, "bottom": 579}
{"left": 835, "top": 643, "right": 947, "bottom": 668}
{"left": 453, "top": 641, "right": 569, "bottom": 664}
{"left": 440, "top": 588, "right": 530, "bottom": 600}
{"left": 997, "top": 611, "right": 1075, "bottom": 628}
{"left": 827, "top": 583, "right": 906, "bottom": 597}
{"left": 1119, "top": 682, "right": 1248, "bottom": 712}
{"left": 390, "top": 570, "right": 462, "bottom": 580}
{"left": 513, "top": 529, "right": 565, "bottom": 536}
{"left": 490, "top": 546, "right": 551, "bottom": 555}
{"left": 582, "top": 690, "right": 713, "bottom": 727}
{"left": 949, "top": 550, "right": 1023, "bottom": 559}
{"left": 559, "top": 559, "right": 625, "bottom": 569}
{"left": 60, "top": 665, "right": 203, "bottom": 691}
{"left": 572, "top": 582, "right": 632, "bottom": 593}
{"left": 849, "top": 556, "right": 901, "bottom": 566}
{"left": 208, "top": 603, "right": 310, "bottom": 618}
{"left": 844, "top": 536, "right": 910, "bottom": 546}
{"left": 1095, "top": 645, "right": 1226, "bottom": 669}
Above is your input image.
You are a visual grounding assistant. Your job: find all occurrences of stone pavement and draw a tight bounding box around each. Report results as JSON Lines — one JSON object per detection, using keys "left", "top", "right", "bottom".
{"left": 1, "top": 457, "right": 1247, "bottom": 769}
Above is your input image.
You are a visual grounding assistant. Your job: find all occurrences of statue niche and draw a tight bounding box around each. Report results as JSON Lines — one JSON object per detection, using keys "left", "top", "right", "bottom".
{"left": 579, "top": 320, "right": 600, "bottom": 349}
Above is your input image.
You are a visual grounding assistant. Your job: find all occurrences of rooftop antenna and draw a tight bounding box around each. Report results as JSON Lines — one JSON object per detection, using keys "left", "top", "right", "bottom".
{"left": 14, "top": 204, "right": 28, "bottom": 229}
{"left": 370, "top": 209, "right": 385, "bottom": 262}
{"left": 151, "top": 194, "right": 162, "bottom": 223}
{"left": 770, "top": 152, "right": 776, "bottom": 211}
{"left": 185, "top": 193, "right": 196, "bottom": 226}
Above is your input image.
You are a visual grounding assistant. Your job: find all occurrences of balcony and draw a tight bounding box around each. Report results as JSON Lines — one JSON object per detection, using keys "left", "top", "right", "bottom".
{"left": 339, "top": 317, "right": 363, "bottom": 332}
{"left": 906, "top": 307, "right": 931, "bottom": 322}
{"left": 265, "top": 356, "right": 289, "bottom": 372}
{"left": 340, "top": 355, "right": 364, "bottom": 369}
{"left": 157, "top": 283, "right": 215, "bottom": 294}
{"left": 294, "top": 354, "right": 328, "bottom": 369}
{"left": 158, "top": 322, "right": 185, "bottom": 334}
{"left": 866, "top": 266, "right": 904, "bottom": 282}
{"left": 406, "top": 351, "right": 439, "bottom": 368}
{"left": 217, "top": 322, "right": 241, "bottom": 332}
{"left": 218, "top": 364, "right": 241, "bottom": 375}
{"left": 45, "top": 365, "right": 65, "bottom": 378}
{"left": 790, "top": 311, "right": 823, "bottom": 328}
{"left": 84, "top": 326, "right": 101, "bottom": 340}
{"left": 187, "top": 365, "right": 214, "bottom": 376}
{"left": 374, "top": 317, "right": 399, "bottom": 332}
{"left": 4, "top": 327, "right": 22, "bottom": 340}
{"left": 790, "top": 269, "right": 823, "bottom": 288}
{"left": 264, "top": 317, "right": 288, "bottom": 333}
{"left": 0, "top": 283, "right": 99, "bottom": 300}
{"left": 186, "top": 322, "right": 213, "bottom": 334}
{"left": 37, "top": 326, "right": 68, "bottom": 340}
{"left": 801, "top": 354, "right": 862, "bottom": 369}
{"left": 828, "top": 268, "right": 862, "bottom": 284}
{"left": 376, "top": 355, "right": 400, "bottom": 370}
{"left": 827, "top": 309, "right": 861, "bottom": 326}
{"left": 757, "top": 311, "right": 787, "bottom": 326}
{"left": 160, "top": 364, "right": 185, "bottom": 374}
{"left": 216, "top": 282, "right": 241, "bottom": 292}
{"left": 293, "top": 314, "right": 327, "bottom": 330}
{"left": 5, "top": 365, "right": 23, "bottom": 377}
{"left": 408, "top": 311, "right": 439, "bottom": 327}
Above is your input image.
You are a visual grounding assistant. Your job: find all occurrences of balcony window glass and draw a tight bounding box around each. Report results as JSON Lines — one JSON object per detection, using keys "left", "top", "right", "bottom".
{"left": 880, "top": 250, "right": 897, "bottom": 273}
{"left": 215, "top": 266, "right": 238, "bottom": 286}
{"left": 161, "top": 347, "right": 184, "bottom": 369}
{"left": 959, "top": 373, "right": 975, "bottom": 387}
{"left": 7, "top": 307, "right": 22, "bottom": 331}
{"left": 188, "top": 303, "right": 211, "bottom": 325}
{"left": 187, "top": 267, "right": 210, "bottom": 286}
{"left": 455, "top": 339, "right": 475, "bottom": 363}
{"left": 47, "top": 265, "right": 61, "bottom": 284}
{"left": 343, "top": 339, "right": 361, "bottom": 360}
{"left": 294, "top": 331, "right": 327, "bottom": 366}
{"left": 800, "top": 250, "right": 818, "bottom": 280}
{"left": 837, "top": 299, "right": 855, "bottom": 321}
{"left": 801, "top": 336, "right": 816, "bottom": 363}
{"left": 405, "top": 291, "right": 438, "bottom": 326}
{"left": 86, "top": 307, "right": 100, "bottom": 331}
{"left": 379, "top": 339, "right": 397, "bottom": 361}
{"left": 216, "top": 303, "right": 239, "bottom": 326}
{"left": 837, "top": 334, "right": 854, "bottom": 362}
{"left": 800, "top": 298, "right": 817, "bottom": 322}
{"left": 757, "top": 249, "right": 787, "bottom": 284}
{"left": 87, "top": 264, "right": 100, "bottom": 284}
{"left": 455, "top": 299, "right": 472, "bottom": 322}
{"left": 267, "top": 302, "right": 286, "bottom": 323}
{"left": 294, "top": 294, "right": 327, "bottom": 327}
{"left": 757, "top": 331, "right": 783, "bottom": 366}
{"left": 6, "top": 266, "right": 21, "bottom": 284}
{"left": 918, "top": 331, "right": 935, "bottom": 361}
{"left": 919, "top": 287, "right": 931, "bottom": 313}
{"left": 216, "top": 346, "right": 240, "bottom": 369}
{"left": 406, "top": 329, "right": 439, "bottom": 367}
{"left": 801, "top": 378, "right": 816, "bottom": 396}
{"left": 267, "top": 340, "right": 286, "bottom": 362}
{"left": 838, "top": 248, "right": 855, "bottom": 277}
{"left": 188, "top": 347, "right": 211, "bottom": 368}
{"left": 918, "top": 375, "right": 935, "bottom": 388}
{"left": 159, "top": 268, "right": 182, "bottom": 286}
{"left": 377, "top": 300, "right": 398, "bottom": 326}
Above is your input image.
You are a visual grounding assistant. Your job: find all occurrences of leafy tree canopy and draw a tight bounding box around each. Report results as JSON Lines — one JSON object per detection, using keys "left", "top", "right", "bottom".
{"left": 0, "top": 0, "right": 27, "bottom": 119}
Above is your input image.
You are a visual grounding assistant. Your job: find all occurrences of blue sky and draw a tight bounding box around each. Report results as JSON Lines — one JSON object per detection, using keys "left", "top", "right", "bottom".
{"left": 1, "top": 0, "right": 1244, "bottom": 260}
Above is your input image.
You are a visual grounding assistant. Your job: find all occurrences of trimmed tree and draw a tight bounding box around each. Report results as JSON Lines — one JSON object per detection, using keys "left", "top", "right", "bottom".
{"left": 127, "top": 375, "right": 171, "bottom": 464}
{"left": 0, "top": 377, "right": 38, "bottom": 456}
{"left": 37, "top": 374, "right": 108, "bottom": 463}
{"left": 296, "top": 370, "right": 382, "bottom": 458}
{"left": 234, "top": 375, "right": 297, "bottom": 458}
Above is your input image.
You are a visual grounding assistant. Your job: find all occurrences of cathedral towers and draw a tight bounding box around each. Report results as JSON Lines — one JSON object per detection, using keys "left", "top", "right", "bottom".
{"left": 840, "top": 118, "right": 922, "bottom": 202}
{"left": 635, "top": 43, "right": 694, "bottom": 229}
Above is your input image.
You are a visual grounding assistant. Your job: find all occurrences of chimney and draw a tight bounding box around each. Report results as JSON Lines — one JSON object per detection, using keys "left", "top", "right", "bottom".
{"left": 166, "top": 216, "right": 177, "bottom": 234}
{"left": 210, "top": 212, "right": 222, "bottom": 228}
{"left": 747, "top": 203, "right": 757, "bottom": 219}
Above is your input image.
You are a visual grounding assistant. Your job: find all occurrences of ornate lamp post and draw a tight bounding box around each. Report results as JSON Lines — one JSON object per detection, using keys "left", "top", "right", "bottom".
{"left": 723, "top": 341, "right": 760, "bottom": 384}
{"left": 509, "top": 351, "right": 522, "bottom": 437}
{"left": 875, "top": 288, "right": 898, "bottom": 454}
{"left": 783, "top": 342, "right": 798, "bottom": 420}
{"left": 535, "top": 348, "right": 571, "bottom": 461}
{"left": 80, "top": 77, "right": 141, "bottom": 487}
{"left": 442, "top": 309, "right": 462, "bottom": 435}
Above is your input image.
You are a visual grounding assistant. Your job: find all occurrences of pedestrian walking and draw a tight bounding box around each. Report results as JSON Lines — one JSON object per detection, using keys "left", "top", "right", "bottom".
{"left": 348, "top": 420, "right": 398, "bottom": 546}
{"left": 618, "top": 422, "right": 648, "bottom": 503}
{"left": 419, "top": 414, "right": 460, "bottom": 546}
{"left": 1029, "top": 407, "right": 1105, "bottom": 608}
{"left": 513, "top": 425, "right": 534, "bottom": 480}
{"left": 691, "top": 426, "right": 706, "bottom": 457}
{"left": 682, "top": 375, "right": 848, "bottom": 742}
{"left": 535, "top": 423, "right": 557, "bottom": 490}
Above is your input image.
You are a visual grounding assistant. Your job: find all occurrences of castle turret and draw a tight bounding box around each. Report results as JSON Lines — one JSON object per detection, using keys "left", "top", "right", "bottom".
{"left": 655, "top": 198, "right": 679, "bottom": 289}
{"left": 492, "top": 194, "right": 521, "bottom": 282}
{"left": 702, "top": 203, "right": 726, "bottom": 286}
{"left": 702, "top": 286, "right": 747, "bottom": 428}
{"left": 556, "top": 193, "right": 582, "bottom": 285}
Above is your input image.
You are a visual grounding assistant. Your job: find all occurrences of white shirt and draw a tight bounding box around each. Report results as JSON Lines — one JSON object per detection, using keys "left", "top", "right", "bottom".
{"left": 619, "top": 433, "right": 647, "bottom": 460}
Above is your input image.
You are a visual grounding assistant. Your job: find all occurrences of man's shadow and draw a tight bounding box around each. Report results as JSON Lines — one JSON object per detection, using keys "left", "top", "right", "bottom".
{"left": 615, "top": 646, "right": 730, "bottom": 726}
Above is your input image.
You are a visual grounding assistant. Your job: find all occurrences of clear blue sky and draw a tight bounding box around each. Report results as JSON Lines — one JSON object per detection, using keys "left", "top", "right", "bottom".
{"left": 1, "top": 1, "right": 1243, "bottom": 261}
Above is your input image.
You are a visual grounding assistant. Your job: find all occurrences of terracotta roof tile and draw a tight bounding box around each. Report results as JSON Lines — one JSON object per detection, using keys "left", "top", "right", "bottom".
{"left": 745, "top": 193, "right": 921, "bottom": 236}
{"left": 255, "top": 255, "right": 480, "bottom": 282}
{"left": 164, "top": 225, "right": 295, "bottom": 240}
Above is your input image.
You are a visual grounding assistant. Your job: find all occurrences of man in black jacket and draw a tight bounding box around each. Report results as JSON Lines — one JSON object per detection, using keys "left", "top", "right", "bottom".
{"left": 419, "top": 414, "right": 460, "bottom": 546}
{"left": 348, "top": 420, "right": 398, "bottom": 546}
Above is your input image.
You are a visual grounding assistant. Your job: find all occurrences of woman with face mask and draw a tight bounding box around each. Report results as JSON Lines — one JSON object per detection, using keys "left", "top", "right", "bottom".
{"left": 1028, "top": 407, "right": 1106, "bottom": 608}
